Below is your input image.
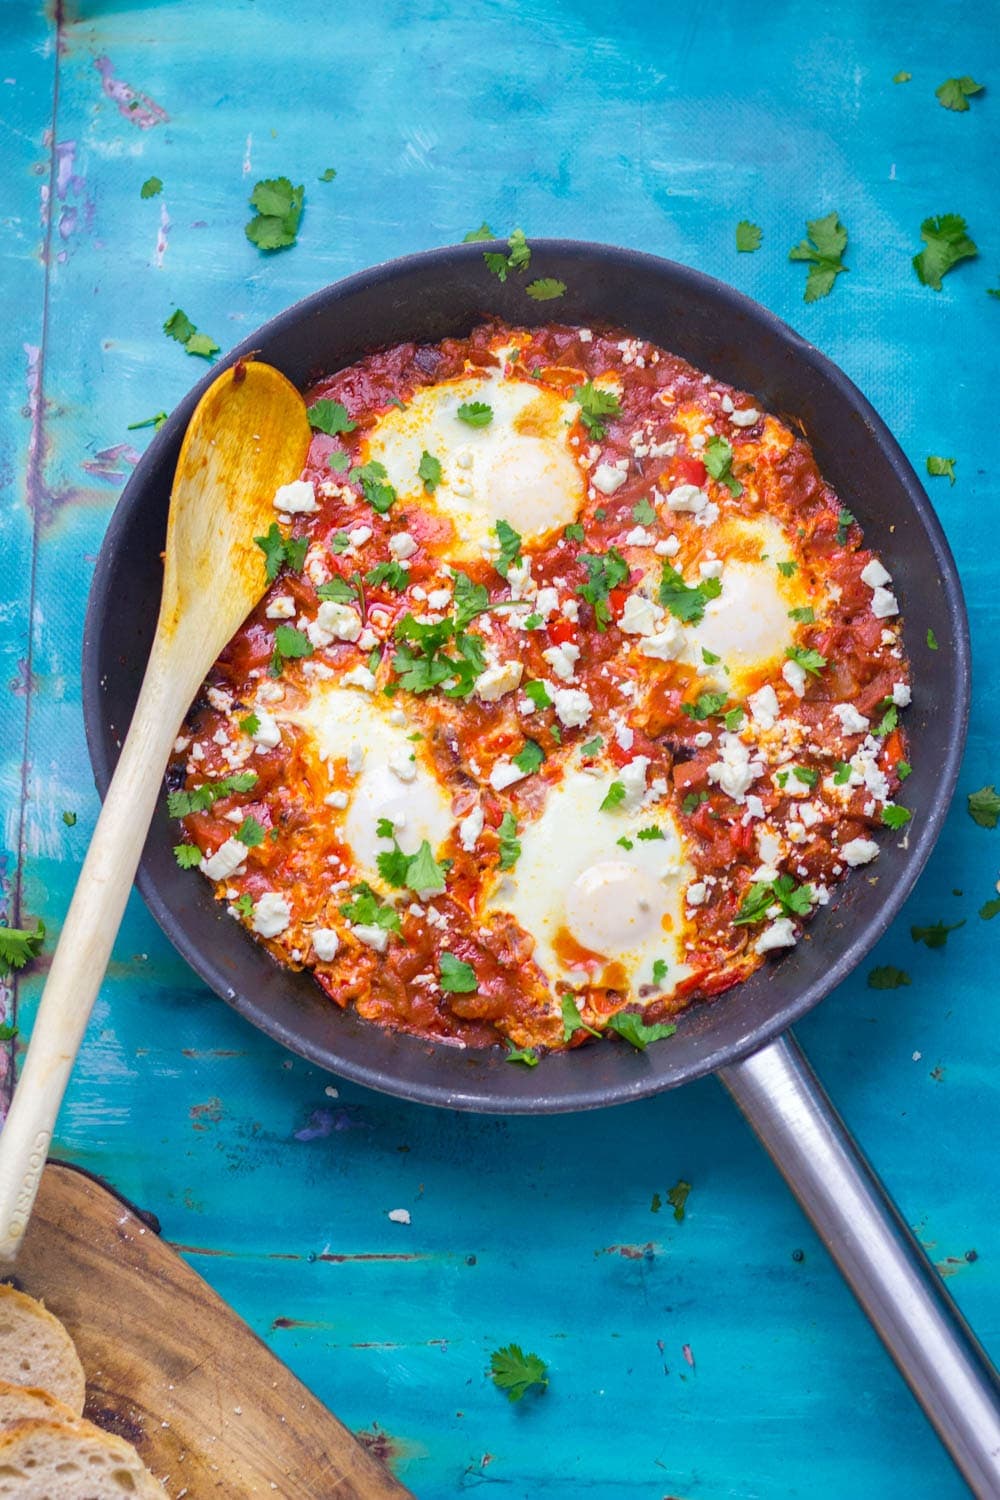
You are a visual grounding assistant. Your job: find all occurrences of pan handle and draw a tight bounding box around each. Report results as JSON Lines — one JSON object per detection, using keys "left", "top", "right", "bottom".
{"left": 719, "top": 1032, "right": 1000, "bottom": 1497}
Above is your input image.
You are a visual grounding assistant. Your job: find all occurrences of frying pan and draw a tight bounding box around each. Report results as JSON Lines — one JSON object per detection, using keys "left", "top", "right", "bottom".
{"left": 82, "top": 243, "right": 1000, "bottom": 1492}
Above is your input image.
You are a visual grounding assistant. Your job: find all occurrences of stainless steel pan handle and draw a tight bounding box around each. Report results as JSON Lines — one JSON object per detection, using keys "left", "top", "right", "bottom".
{"left": 719, "top": 1033, "right": 1000, "bottom": 1498}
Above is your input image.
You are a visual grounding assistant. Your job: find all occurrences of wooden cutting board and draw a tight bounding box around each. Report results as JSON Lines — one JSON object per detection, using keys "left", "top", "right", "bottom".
{"left": 10, "top": 1161, "right": 412, "bottom": 1499}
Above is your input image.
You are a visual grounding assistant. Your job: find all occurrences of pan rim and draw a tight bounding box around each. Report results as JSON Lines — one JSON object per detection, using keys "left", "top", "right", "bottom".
{"left": 82, "top": 239, "right": 972, "bottom": 1113}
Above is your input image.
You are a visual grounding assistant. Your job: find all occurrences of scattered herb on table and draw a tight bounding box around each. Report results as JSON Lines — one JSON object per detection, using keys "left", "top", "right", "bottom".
{"left": 62, "top": 810, "right": 77, "bottom": 826}
{"left": 483, "top": 228, "right": 531, "bottom": 282}
{"left": 667, "top": 1179, "right": 692, "bottom": 1221}
{"left": 868, "top": 965, "right": 911, "bottom": 989}
{"left": 245, "top": 176, "right": 304, "bottom": 251}
{"left": 788, "top": 212, "right": 849, "bottom": 301}
{"left": 127, "top": 411, "right": 168, "bottom": 431}
{"left": 911, "top": 919, "right": 965, "bottom": 949}
{"left": 163, "top": 308, "right": 219, "bottom": 360}
{"left": 893, "top": 70, "right": 912, "bottom": 84}
{"left": 968, "top": 785, "right": 1000, "bottom": 829}
{"left": 526, "top": 278, "right": 566, "bottom": 301}
{"left": 0, "top": 919, "right": 46, "bottom": 975}
{"left": 736, "top": 220, "right": 762, "bottom": 253}
{"left": 140, "top": 175, "right": 162, "bottom": 198}
{"left": 490, "top": 1344, "right": 548, "bottom": 1401}
{"left": 912, "top": 214, "right": 978, "bottom": 290}
{"left": 926, "top": 455, "right": 957, "bottom": 484}
{"left": 935, "top": 76, "right": 984, "bottom": 112}
{"left": 318, "top": 167, "right": 337, "bottom": 182}
{"left": 463, "top": 222, "right": 495, "bottom": 242}
{"left": 979, "top": 897, "right": 1000, "bottom": 921}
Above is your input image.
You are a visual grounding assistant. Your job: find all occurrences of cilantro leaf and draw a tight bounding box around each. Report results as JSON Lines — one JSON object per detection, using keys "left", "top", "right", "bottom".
{"left": 788, "top": 606, "right": 815, "bottom": 623}
{"left": 245, "top": 176, "right": 304, "bottom": 251}
{"left": 308, "top": 398, "right": 355, "bottom": 436}
{"left": 736, "top": 220, "right": 762, "bottom": 253}
{"left": 482, "top": 228, "right": 531, "bottom": 281}
{"left": 600, "top": 781, "right": 626, "bottom": 812}
{"left": 564, "top": 522, "right": 585, "bottom": 543}
{"left": 788, "top": 212, "right": 849, "bottom": 301}
{"left": 523, "top": 680, "right": 552, "bottom": 711}
{"left": 505, "top": 1045, "right": 538, "bottom": 1067}
{"left": 561, "top": 994, "right": 600, "bottom": 1041}
{"left": 682, "top": 790, "right": 708, "bottom": 814}
{"left": 318, "top": 167, "right": 337, "bottom": 182}
{"left": 777, "top": 560, "right": 798, "bottom": 577}
{"left": 658, "top": 563, "right": 721, "bottom": 625}
{"left": 927, "top": 627, "right": 939, "bottom": 650}
{"left": 339, "top": 882, "right": 400, "bottom": 933}
{"left": 682, "top": 691, "right": 727, "bottom": 722}
{"left": 62, "top": 810, "right": 77, "bottom": 826}
{"left": 881, "top": 803, "right": 911, "bottom": 829}
{"left": 235, "top": 815, "right": 266, "bottom": 848}
{"left": 636, "top": 826, "right": 665, "bottom": 842}
{"left": 927, "top": 455, "right": 957, "bottom": 485}
{"left": 127, "top": 411, "right": 168, "bottom": 432}
{"left": 724, "top": 706, "right": 744, "bottom": 733}
{"left": 418, "top": 450, "right": 442, "bottom": 493}
{"left": 497, "top": 811, "right": 521, "bottom": 870}
{"left": 513, "top": 739, "right": 545, "bottom": 775}
{"left": 836, "top": 509, "right": 855, "bottom": 545}
{"left": 239, "top": 712, "right": 260, "bottom": 737}
{"left": 526, "top": 278, "right": 566, "bottom": 301}
{"left": 167, "top": 771, "right": 259, "bottom": 819}
{"left": 868, "top": 966, "right": 911, "bottom": 989}
{"left": 936, "top": 76, "right": 984, "bottom": 112}
{"left": 253, "top": 522, "right": 308, "bottom": 583}
{"left": 490, "top": 1343, "right": 548, "bottom": 1402}
{"left": 406, "top": 839, "right": 447, "bottom": 893}
{"left": 456, "top": 401, "right": 493, "bottom": 429}
{"left": 185, "top": 332, "right": 220, "bottom": 359}
{"left": 607, "top": 1011, "right": 677, "bottom": 1050}
{"left": 572, "top": 382, "right": 622, "bottom": 441}
{"left": 274, "top": 623, "right": 312, "bottom": 659}
{"left": 350, "top": 458, "right": 397, "bottom": 515}
{"left": 667, "top": 1179, "right": 691, "bottom": 1222}
{"left": 792, "top": 766, "right": 819, "bottom": 787}
{"left": 913, "top": 214, "right": 978, "bottom": 290}
{"left": 316, "top": 575, "right": 357, "bottom": 604}
{"left": 173, "top": 843, "right": 202, "bottom": 869}
{"left": 140, "top": 175, "right": 162, "bottom": 199}
{"left": 494, "top": 518, "right": 523, "bottom": 577}
{"left": 894, "top": 70, "right": 912, "bottom": 83}
{"left": 980, "top": 897, "right": 1000, "bottom": 921}
{"left": 463, "top": 222, "right": 495, "bottom": 242}
{"left": 632, "top": 497, "right": 656, "bottom": 525}
{"left": 439, "top": 952, "right": 478, "bottom": 993}
{"left": 911, "top": 919, "right": 965, "bottom": 949}
{"left": 0, "top": 918, "right": 45, "bottom": 975}
{"left": 786, "top": 645, "right": 826, "bottom": 677}
{"left": 651, "top": 957, "right": 669, "bottom": 986}
{"left": 735, "top": 875, "right": 813, "bottom": 926}
{"left": 968, "top": 785, "right": 1000, "bottom": 829}
{"left": 576, "top": 548, "right": 630, "bottom": 629}
{"left": 450, "top": 571, "right": 490, "bottom": 628}
{"left": 704, "top": 436, "right": 742, "bottom": 497}
{"left": 163, "top": 308, "right": 219, "bottom": 360}
{"left": 327, "top": 450, "right": 350, "bottom": 472}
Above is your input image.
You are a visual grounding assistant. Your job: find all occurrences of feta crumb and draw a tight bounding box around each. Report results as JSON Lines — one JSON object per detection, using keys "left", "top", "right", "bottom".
{"left": 542, "top": 642, "right": 580, "bottom": 681}
{"left": 348, "top": 525, "right": 373, "bottom": 549}
{"left": 686, "top": 881, "right": 708, "bottom": 907}
{"left": 475, "top": 661, "right": 523, "bottom": 702}
{"left": 698, "top": 559, "right": 723, "bottom": 580}
{"left": 730, "top": 406, "right": 760, "bottom": 427}
{"left": 748, "top": 685, "right": 780, "bottom": 730}
{"left": 620, "top": 755, "right": 650, "bottom": 810}
{"left": 325, "top": 790, "right": 349, "bottom": 809}
{"left": 201, "top": 838, "right": 246, "bottom": 882}
{"left": 273, "top": 480, "right": 318, "bottom": 514}
{"left": 342, "top": 665, "right": 377, "bottom": 692}
{"left": 310, "top": 600, "right": 362, "bottom": 646}
{"left": 353, "top": 923, "right": 390, "bottom": 952}
{"left": 619, "top": 593, "right": 661, "bottom": 636}
{"left": 638, "top": 620, "right": 685, "bottom": 660}
{"left": 357, "top": 627, "right": 378, "bottom": 651}
{"left": 665, "top": 483, "right": 708, "bottom": 513}
{"left": 252, "top": 892, "right": 292, "bottom": 938}
{"left": 206, "top": 686, "right": 233, "bottom": 713}
{"left": 312, "top": 928, "right": 340, "bottom": 962}
{"left": 578, "top": 328, "right": 593, "bottom": 342}
{"left": 755, "top": 917, "right": 797, "bottom": 953}
{"left": 561, "top": 598, "right": 580, "bottom": 622}
{"left": 841, "top": 837, "right": 880, "bottom": 866}
{"left": 832, "top": 702, "right": 870, "bottom": 735}
{"left": 654, "top": 535, "right": 681, "bottom": 558}
{"left": 782, "top": 659, "right": 808, "bottom": 697}
{"left": 694, "top": 730, "right": 713, "bottom": 749}
{"left": 459, "top": 805, "right": 484, "bottom": 851}
{"left": 552, "top": 687, "right": 593, "bottom": 729}
{"left": 390, "top": 531, "right": 418, "bottom": 559}
{"left": 388, "top": 1208, "right": 411, "bottom": 1224}
{"left": 427, "top": 588, "right": 452, "bottom": 610}
{"left": 707, "top": 732, "right": 765, "bottom": 803}
{"left": 490, "top": 759, "right": 527, "bottom": 791}
{"left": 388, "top": 748, "right": 418, "bottom": 783}
{"left": 625, "top": 526, "right": 655, "bottom": 547}
{"left": 614, "top": 721, "right": 634, "bottom": 752}
{"left": 265, "top": 595, "right": 296, "bottom": 620}
{"left": 860, "top": 559, "right": 891, "bottom": 589}
{"left": 871, "top": 586, "right": 899, "bottom": 619}
{"left": 592, "top": 462, "right": 628, "bottom": 496}
{"left": 534, "top": 587, "right": 560, "bottom": 619}
{"left": 892, "top": 682, "right": 911, "bottom": 707}
{"left": 346, "top": 742, "right": 365, "bottom": 773}
{"left": 250, "top": 710, "right": 281, "bottom": 749}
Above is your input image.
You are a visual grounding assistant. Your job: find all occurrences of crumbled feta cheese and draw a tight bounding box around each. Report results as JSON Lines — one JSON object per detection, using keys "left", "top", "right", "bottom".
{"left": 619, "top": 594, "right": 661, "bottom": 636}
{"left": 542, "top": 642, "right": 580, "bottom": 680}
{"left": 748, "top": 685, "right": 780, "bottom": 730}
{"left": 490, "top": 759, "right": 527, "bottom": 791}
{"left": 534, "top": 587, "right": 560, "bottom": 619}
{"left": 654, "top": 535, "right": 681, "bottom": 558}
{"left": 665, "top": 483, "right": 708, "bottom": 513}
{"left": 686, "top": 881, "right": 708, "bottom": 907}
{"left": 561, "top": 598, "right": 580, "bottom": 622}
{"left": 388, "top": 1207, "right": 411, "bottom": 1224}
{"left": 357, "top": 627, "right": 378, "bottom": 651}
{"left": 265, "top": 595, "right": 296, "bottom": 620}
{"left": 707, "top": 732, "right": 765, "bottom": 803}
{"left": 388, "top": 748, "right": 418, "bottom": 783}
{"left": 614, "top": 721, "right": 634, "bottom": 752}
{"left": 743, "top": 795, "right": 766, "bottom": 821}
{"left": 755, "top": 917, "right": 797, "bottom": 953}
{"left": 325, "top": 789, "right": 349, "bottom": 809}
{"left": 592, "top": 462, "right": 628, "bottom": 495}
{"left": 860, "top": 559, "right": 891, "bottom": 589}
{"left": 698, "top": 559, "right": 723, "bottom": 580}
{"left": 273, "top": 480, "right": 318, "bottom": 514}
{"left": 353, "top": 923, "right": 390, "bottom": 952}
{"left": 552, "top": 687, "right": 593, "bottom": 729}
{"left": 206, "top": 686, "right": 233, "bottom": 713}
{"left": 841, "top": 837, "right": 880, "bottom": 866}
{"left": 251, "top": 710, "right": 281, "bottom": 749}
{"left": 312, "top": 928, "right": 340, "bottom": 962}
{"left": 342, "top": 665, "right": 377, "bottom": 692}
{"left": 694, "top": 730, "right": 713, "bottom": 749}
{"left": 346, "top": 742, "right": 365, "bottom": 773}
{"left": 620, "top": 755, "right": 650, "bottom": 810}
{"left": 459, "top": 805, "right": 484, "bottom": 851}
{"left": 390, "top": 531, "right": 418, "bottom": 560}
{"left": 348, "top": 525, "right": 372, "bottom": 549}
{"left": 892, "top": 681, "right": 911, "bottom": 707}
{"left": 427, "top": 588, "right": 452, "bottom": 610}
{"left": 252, "top": 892, "right": 292, "bottom": 938}
{"left": 475, "top": 661, "right": 523, "bottom": 702}
{"left": 782, "top": 659, "right": 808, "bottom": 697}
{"left": 257, "top": 681, "right": 284, "bottom": 704}
{"left": 201, "top": 838, "right": 246, "bottom": 882}
{"left": 625, "top": 526, "right": 655, "bottom": 547}
{"left": 578, "top": 328, "right": 593, "bottom": 342}
{"left": 638, "top": 620, "right": 685, "bottom": 660}
{"left": 173, "top": 735, "right": 190, "bottom": 754}
{"left": 833, "top": 702, "right": 870, "bottom": 735}
{"left": 730, "top": 406, "right": 760, "bottom": 427}
{"left": 871, "top": 586, "right": 899, "bottom": 619}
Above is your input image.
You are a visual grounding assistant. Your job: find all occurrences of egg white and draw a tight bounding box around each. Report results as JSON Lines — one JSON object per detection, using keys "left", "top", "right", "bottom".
{"left": 364, "top": 370, "right": 584, "bottom": 560}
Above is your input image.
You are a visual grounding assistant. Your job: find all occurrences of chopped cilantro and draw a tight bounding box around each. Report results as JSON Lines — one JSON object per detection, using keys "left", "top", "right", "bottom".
{"left": 506, "top": 1045, "right": 539, "bottom": 1066}
{"left": 833, "top": 762, "right": 852, "bottom": 785}
{"left": 875, "top": 703, "right": 898, "bottom": 738}
{"left": 793, "top": 766, "right": 819, "bottom": 787}
{"left": 245, "top": 176, "right": 304, "bottom": 252}
{"left": 235, "top": 815, "right": 266, "bottom": 847}
{"left": 561, "top": 994, "right": 600, "bottom": 1041}
{"left": 636, "top": 826, "right": 665, "bottom": 842}
{"left": 339, "top": 882, "right": 400, "bottom": 933}
{"left": 572, "top": 382, "right": 622, "bottom": 441}
{"left": 526, "top": 278, "right": 566, "bottom": 301}
{"left": 0, "top": 918, "right": 45, "bottom": 976}
{"left": 350, "top": 458, "right": 397, "bottom": 514}
{"left": 523, "top": 680, "right": 553, "bottom": 710}
{"left": 736, "top": 220, "right": 762, "bottom": 253}
{"left": 439, "top": 952, "right": 478, "bottom": 992}
{"left": 418, "top": 450, "right": 442, "bottom": 493}
{"left": 788, "top": 212, "right": 849, "bottom": 301}
{"left": 449, "top": 572, "right": 490, "bottom": 628}
{"left": 463, "top": 222, "right": 495, "bottom": 243}
{"left": 913, "top": 214, "right": 978, "bottom": 291}
{"left": 392, "top": 613, "right": 485, "bottom": 698}
{"left": 269, "top": 623, "right": 313, "bottom": 676}
{"left": 140, "top": 175, "right": 162, "bottom": 198}
{"left": 580, "top": 735, "right": 604, "bottom": 757}
{"left": 659, "top": 562, "right": 721, "bottom": 625}
{"left": 564, "top": 522, "right": 585, "bottom": 543}
{"left": 935, "top": 76, "right": 984, "bottom": 111}
{"left": 365, "top": 561, "right": 409, "bottom": 592}
{"left": 127, "top": 411, "right": 168, "bottom": 431}
{"left": 777, "top": 560, "right": 798, "bottom": 577}
{"left": 911, "top": 919, "right": 965, "bottom": 949}
{"left": 163, "top": 308, "right": 219, "bottom": 360}
{"left": 881, "top": 803, "right": 912, "bottom": 829}
{"left": 786, "top": 645, "right": 826, "bottom": 677}
{"left": 319, "top": 167, "right": 337, "bottom": 182}
{"left": 897, "top": 760, "right": 912, "bottom": 780}
{"left": 167, "top": 770, "right": 259, "bottom": 819}
{"left": 682, "top": 691, "right": 728, "bottom": 722}
{"left": 927, "top": 455, "right": 957, "bottom": 484}
{"left": 600, "top": 781, "right": 627, "bottom": 812}
{"left": 254, "top": 521, "right": 308, "bottom": 583}
{"left": 316, "top": 575, "right": 357, "bottom": 603}
{"left": 682, "top": 791, "right": 708, "bottom": 814}
{"left": 702, "top": 647, "right": 721, "bottom": 664}
{"left": 233, "top": 893, "right": 253, "bottom": 919}
{"left": 651, "top": 957, "right": 669, "bottom": 986}
{"left": 617, "top": 835, "right": 634, "bottom": 850}
{"left": 173, "top": 843, "right": 202, "bottom": 869}
{"left": 667, "top": 1180, "right": 691, "bottom": 1222}
{"left": 330, "top": 531, "right": 352, "bottom": 553}
{"left": 62, "top": 810, "right": 77, "bottom": 827}
{"left": 836, "top": 509, "right": 855, "bottom": 545}
{"left": 968, "top": 785, "right": 1000, "bottom": 829}
{"left": 868, "top": 966, "right": 911, "bottom": 989}
{"left": 489, "top": 1344, "right": 548, "bottom": 1401}
{"left": 513, "top": 739, "right": 545, "bottom": 775}
{"left": 979, "top": 897, "right": 1000, "bottom": 921}
{"left": 498, "top": 811, "right": 521, "bottom": 870}
{"left": 893, "top": 70, "right": 912, "bottom": 83}
{"left": 735, "top": 875, "right": 812, "bottom": 926}
{"left": 327, "top": 450, "right": 350, "bottom": 472}
{"left": 406, "top": 839, "right": 447, "bottom": 893}
{"left": 522, "top": 612, "right": 543, "bottom": 630}
{"left": 239, "top": 712, "right": 260, "bottom": 737}
{"left": 704, "top": 435, "right": 742, "bottom": 497}
{"left": 724, "top": 706, "right": 744, "bottom": 733}
{"left": 457, "top": 401, "right": 493, "bottom": 428}
{"left": 788, "top": 606, "right": 815, "bottom": 623}
{"left": 494, "top": 518, "right": 523, "bottom": 577}
{"left": 607, "top": 1011, "right": 677, "bottom": 1049}
{"left": 927, "top": 627, "right": 939, "bottom": 650}
{"left": 632, "top": 497, "right": 656, "bottom": 525}
{"left": 483, "top": 228, "right": 531, "bottom": 282}
{"left": 576, "top": 548, "right": 630, "bottom": 629}
{"left": 308, "top": 398, "right": 355, "bottom": 436}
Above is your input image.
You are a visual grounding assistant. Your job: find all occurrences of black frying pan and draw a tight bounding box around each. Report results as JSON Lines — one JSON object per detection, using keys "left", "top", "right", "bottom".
{"left": 82, "top": 243, "right": 1000, "bottom": 1492}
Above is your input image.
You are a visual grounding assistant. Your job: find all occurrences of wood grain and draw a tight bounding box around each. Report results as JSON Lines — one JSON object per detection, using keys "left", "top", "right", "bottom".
{"left": 11, "top": 1162, "right": 411, "bottom": 1500}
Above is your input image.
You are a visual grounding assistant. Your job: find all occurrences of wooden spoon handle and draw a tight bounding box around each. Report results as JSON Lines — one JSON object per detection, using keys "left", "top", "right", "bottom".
{"left": 0, "top": 652, "right": 195, "bottom": 1261}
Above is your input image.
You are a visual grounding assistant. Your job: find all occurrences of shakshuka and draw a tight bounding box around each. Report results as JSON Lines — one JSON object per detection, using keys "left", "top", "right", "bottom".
{"left": 166, "top": 322, "right": 912, "bottom": 1056}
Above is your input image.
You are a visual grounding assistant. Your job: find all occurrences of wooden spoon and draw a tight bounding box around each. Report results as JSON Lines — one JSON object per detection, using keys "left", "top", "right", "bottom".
{"left": 0, "top": 361, "right": 311, "bottom": 1261}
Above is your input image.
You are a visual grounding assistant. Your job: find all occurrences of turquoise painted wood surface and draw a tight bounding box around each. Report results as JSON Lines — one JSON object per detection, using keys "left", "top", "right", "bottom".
{"left": 1, "top": 2, "right": 997, "bottom": 1495}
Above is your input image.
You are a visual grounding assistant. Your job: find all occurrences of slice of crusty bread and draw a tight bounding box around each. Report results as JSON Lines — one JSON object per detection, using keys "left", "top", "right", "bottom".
{"left": 0, "top": 1287, "right": 86, "bottom": 1416}
{"left": 0, "top": 1378, "right": 81, "bottom": 1428}
{"left": 0, "top": 1418, "right": 163, "bottom": 1496}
